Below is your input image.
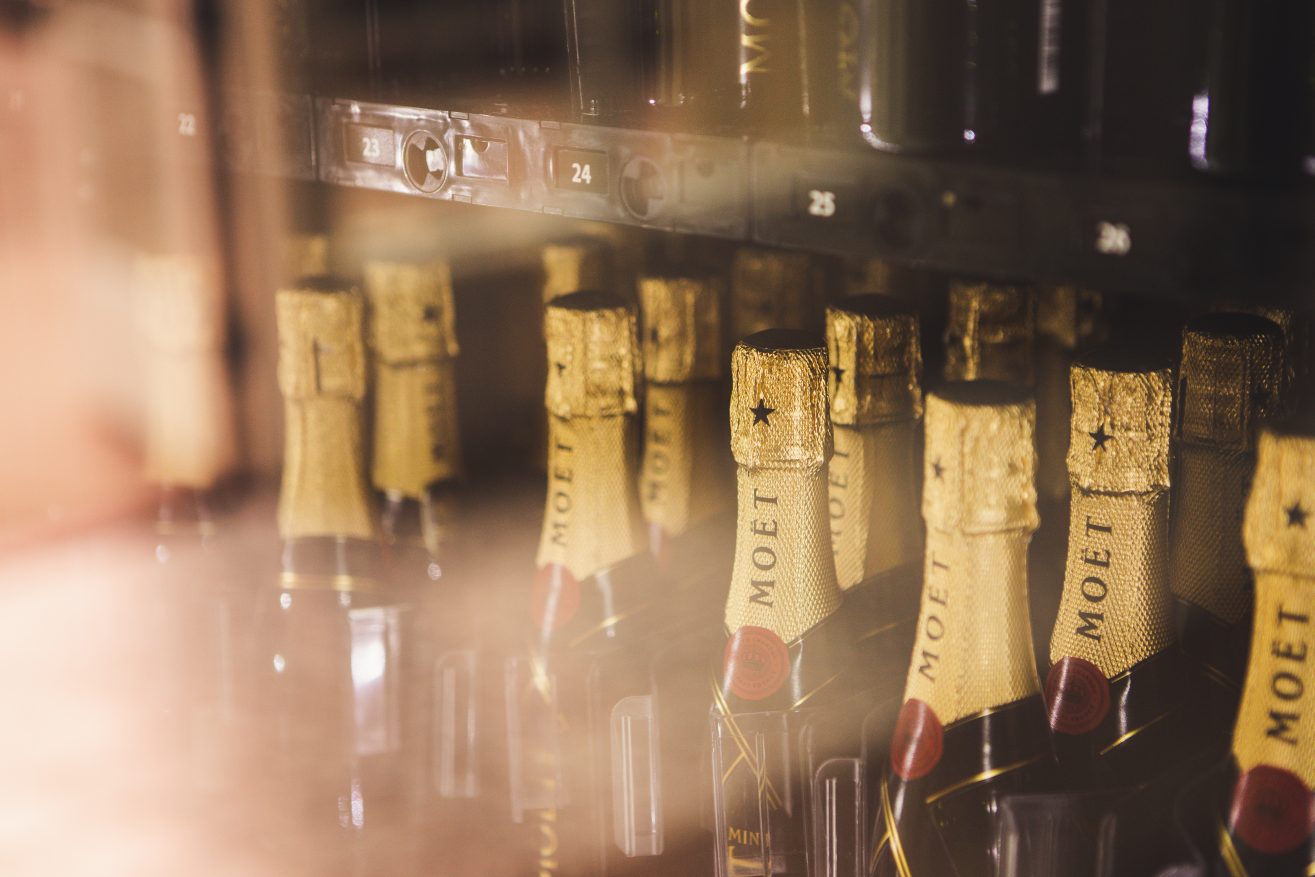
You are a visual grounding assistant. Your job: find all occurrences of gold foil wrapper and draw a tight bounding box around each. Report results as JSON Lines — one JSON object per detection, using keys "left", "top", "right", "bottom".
{"left": 1067, "top": 358, "right": 1172, "bottom": 494}
{"left": 1170, "top": 445, "right": 1254, "bottom": 624}
{"left": 372, "top": 360, "right": 462, "bottom": 497}
{"left": 825, "top": 297, "right": 923, "bottom": 426}
{"left": 536, "top": 414, "right": 642, "bottom": 580}
{"left": 829, "top": 422, "right": 921, "bottom": 589}
{"left": 364, "top": 260, "right": 459, "bottom": 363}
{"left": 1178, "top": 313, "right": 1285, "bottom": 451}
{"left": 1234, "top": 427, "right": 1315, "bottom": 785}
{"left": 638, "top": 275, "right": 723, "bottom": 383}
{"left": 276, "top": 283, "right": 367, "bottom": 401}
{"left": 541, "top": 239, "right": 614, "bottom": 303}
{"left": 640, "top": 384, "right": 729, "bottom": 535}
{"left": 729, "top": 332, "right": 832, "bottom": 471}
{"left": 275, "top": 284, "right": 374, "bottom": 541}
{"left": 730, "top": 247, "right": 818, "bottom": 341}
{"left": 944, "top": 280, "right": 1036, "bottom": 384}
{"left": 724, "top": 466, "right": 843, "bottom": 643}
{"left": 922, "top": 383, "right": 1039, "bottom": 535}
{"left": 544, "top": 292, "right": 640, "bottom": 419}
{"left": 1036, "top": 285, "right": 1106, "bottom": 351}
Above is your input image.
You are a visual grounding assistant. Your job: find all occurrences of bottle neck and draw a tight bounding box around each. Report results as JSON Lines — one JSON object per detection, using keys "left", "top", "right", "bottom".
{"left": 1051, "top": 489, "right": 1175, "bottom": 678}
{"left": 725, "top": 464, "right": 842, "bottom": 643}
{"left": 144, "top": 347, "right": 236, "bottom": 490}
{"left": 1232, "top": 570, "right": 1315, "bottom": 791}
{"left": 372, "top": 357, "right": 462, "bottom": 499}
{"left": 904, "top": 526, "right": 1041, "bottom": 726}
{"left": 278, "top": 396, "right": 376, "bottom": 542}
{"left": 639, "top": 382, "right": 729, "bottom": 541}
{"left": 1170, "top": 443, "right": 1254, "bottom": 625}
{"left": 829, "top": 419, "right": 920, "bottom": 590}
{"left": 536, "top": 414, "right": 641, "bottom": 580}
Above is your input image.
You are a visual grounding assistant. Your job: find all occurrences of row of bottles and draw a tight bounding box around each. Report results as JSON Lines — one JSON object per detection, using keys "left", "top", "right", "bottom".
{"left": 273, "top": 0, "right": 1315, "bottom": 178}
{"left": 140, "top": 225, "right": 1313, "bottom": 876}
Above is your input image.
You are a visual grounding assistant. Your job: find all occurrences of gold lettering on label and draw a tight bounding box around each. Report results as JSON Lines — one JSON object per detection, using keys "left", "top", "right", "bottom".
{"left": 740, "top": 0, "right": 771, "bottom": 76}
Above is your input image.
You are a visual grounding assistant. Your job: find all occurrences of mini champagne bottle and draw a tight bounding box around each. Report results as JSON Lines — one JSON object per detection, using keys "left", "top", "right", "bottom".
{"left": 1197, "top": 423, "right": 1315, "bottom": 876}
{"left": 872, "top": 381, "right": 1055, "bottom": 877}
{"left": 1045, "top": 350, "right": 1186, "bottom": 787}
{"left": 715, "top": 330, "right": 859, "bottom": 877}
{"left": 1172, "top": 313, "right": 1286, "bottom": 733}
{"left": 824, "top": 295, "right": 924, "bottom": 696}
{"left": 942, "top": 280, "right": 1037, "bottom": 385}
{"left": 254, "top": 280, "right": 426, "bottom": 874}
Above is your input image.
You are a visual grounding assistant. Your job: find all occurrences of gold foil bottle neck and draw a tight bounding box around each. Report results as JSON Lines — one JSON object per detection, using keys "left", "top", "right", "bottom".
{"left": 922, "top": 381, "right": 1038, "bottom": 534}
{"left": 132, "top": 254, "right": 225, "bottom": 353}
{"left": 283, "top": 233, "right": 330, "bottom": 281}
{"left": 638, "top": 275, "right": 723, "bottom": 383}
{"left": 1067, "top": 350, "right": 1172, "bottom": 494}
{"left": 1037, "top": 285, "right": 1106, "bottom": 351}
{"left": 544, "top": 291, "right": 640, "bottom": 418}
{"left": 541, "top": 238, "right": 614, "bottom": 303}
{"left": 825, "top": 295, "right": 923, "bottom": 426}
{"left": 364, "top": 259, "right": 459, "bottom": 362}
{"left": 276, "top": 280, "right": 367, "bottom": 401}
{"left": 730, "top": 330, "right": 831, "bottom": 470}
{"left": 944, "top": 280, "right": 1037, "bottom": 383}
{"left": 1244, "top": 426, "right": 1315, "bottom": 578}
{"left": 731, "top": 247, "right": 818, "bottom": 340}
{"left": 1179, "top": 313, "right": 1285, "bottom": 450}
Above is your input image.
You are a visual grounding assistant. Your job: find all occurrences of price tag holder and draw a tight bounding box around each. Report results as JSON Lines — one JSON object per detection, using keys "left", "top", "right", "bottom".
{"left": 555, "top": 148, "right": 609, "bottom": 195}
{"left": 345, "top": 123, "right": 396, "bottom": 167}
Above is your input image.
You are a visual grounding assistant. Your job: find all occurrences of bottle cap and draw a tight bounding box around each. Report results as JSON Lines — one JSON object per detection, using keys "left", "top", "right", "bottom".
{"left": 276, "top": 279, "right": 367, "bottom": 401}
{"left": 944, "top": 280, "right": 1036, "bottom": 383}
{"left": 1067, "top": 349, "right": 1172, "bottom": 494}
{"left": 825, "top": 295, "right": 922, "bottom": 426}
{"left": 541, "top": 239, "right": 614, "bottom": 303}
{"left": 731, "top": 247, "right": 816, "bottom": 340}
{"left": 638, "top": 275, "right": 723, "bottom": 383}
{"left": 364, "top": 259, "right": 459, "bottom": 362}
{"left": 132, "top": 254, "right": 224, "bottom": 353}
{"left": 544, "top": 291, "right": 640, "bottom": 418}
{"left": 1179, "top": 313, "right": 1284, "bottom": 450}
{"left": 1245, "top": 423, "right": 1315, "bottom": 578}
{"left": 1037, "top": 284, "right": 1106, "bottom": 351}
{"left": 923, "top": 381, "right": 1037, "bottom": 534}
{"left": 730, "top": 330, "right": 831, "bottom": 470}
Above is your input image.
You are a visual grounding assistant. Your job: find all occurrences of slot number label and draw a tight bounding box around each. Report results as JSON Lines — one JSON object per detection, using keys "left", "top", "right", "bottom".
{"left": 555, "top": 148, "right": 609, "bottom": 194}
{"left": 345, "top": 124, "right": 396, "bottom": 167}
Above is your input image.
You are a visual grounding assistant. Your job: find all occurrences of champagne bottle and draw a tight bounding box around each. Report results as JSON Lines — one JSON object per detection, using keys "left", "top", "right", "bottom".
{"left": 942, "top": 280, "right": 1037, "bottom": 385}
{"left": 872, "top": 381, "right": 1054, "bottom": 877}
{"left": 133, "top": 253, "right": 242, "bottom": 796}
{"left": 256, "top": 280, "right": 424, "bottom": 874}
{"left": 716, "top": 330, "right": 858, "bottom": 877}
{"left": 824, "top": 295, "right": 923, "bottom": 695}
{"left": 1207, "top": 423, "right": 1315, "bottom": 875}
{"left": 1172, "top": 314, "right": 1285, "bottom": 729}
{"left": 730, "top": 247, "right": 824, "bottom": 342}
{"left": 638, "top": 274, "right": 733, "bottom": 588}
{"left": 1044, "top": 350, "right": 1185, "bottom": 786}
{"left": 364, "top": 259, "right": 463, "bottom": 584}
{"left": 735, "top": 0, "right": 804, "bottom": 130}
{"left": 542, "top": 238, "right": 617, "bottom": 305}
{"left": 520, "top": 291, "right": 644, "bottom": 876}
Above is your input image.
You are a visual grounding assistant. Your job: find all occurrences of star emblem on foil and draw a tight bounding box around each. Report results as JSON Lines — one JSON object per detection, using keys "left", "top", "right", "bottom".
{"left": 831, "top": 365, "right": 845, "bottom": 386}
{"left": 931, "top": 458, "right": 945, "bottom": 480}
{"left": 1287, "top": 501, "right": 1309, "bottom": 529}
{"left": 1089, "top": 423, "right": 1112, "bottom": 451}
{"left": 750, "top": 399, "right": 775, "bottom": 426}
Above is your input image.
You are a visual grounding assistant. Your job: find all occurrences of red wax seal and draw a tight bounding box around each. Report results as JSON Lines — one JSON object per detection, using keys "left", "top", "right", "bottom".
{"left": 723, "top": 626, "right": 790, "bottom": 701}
{"left": 532, "top": 564, "right": 580, "bottom": 632}
{"left": 1229, "top": 765, "right": 1314, "bottom": 855}
{"left": 890, "top": 698, "right": 944, "bottom": 780}
{"left": 1045, "top": 656, "right": 1111, "bottom": 735}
